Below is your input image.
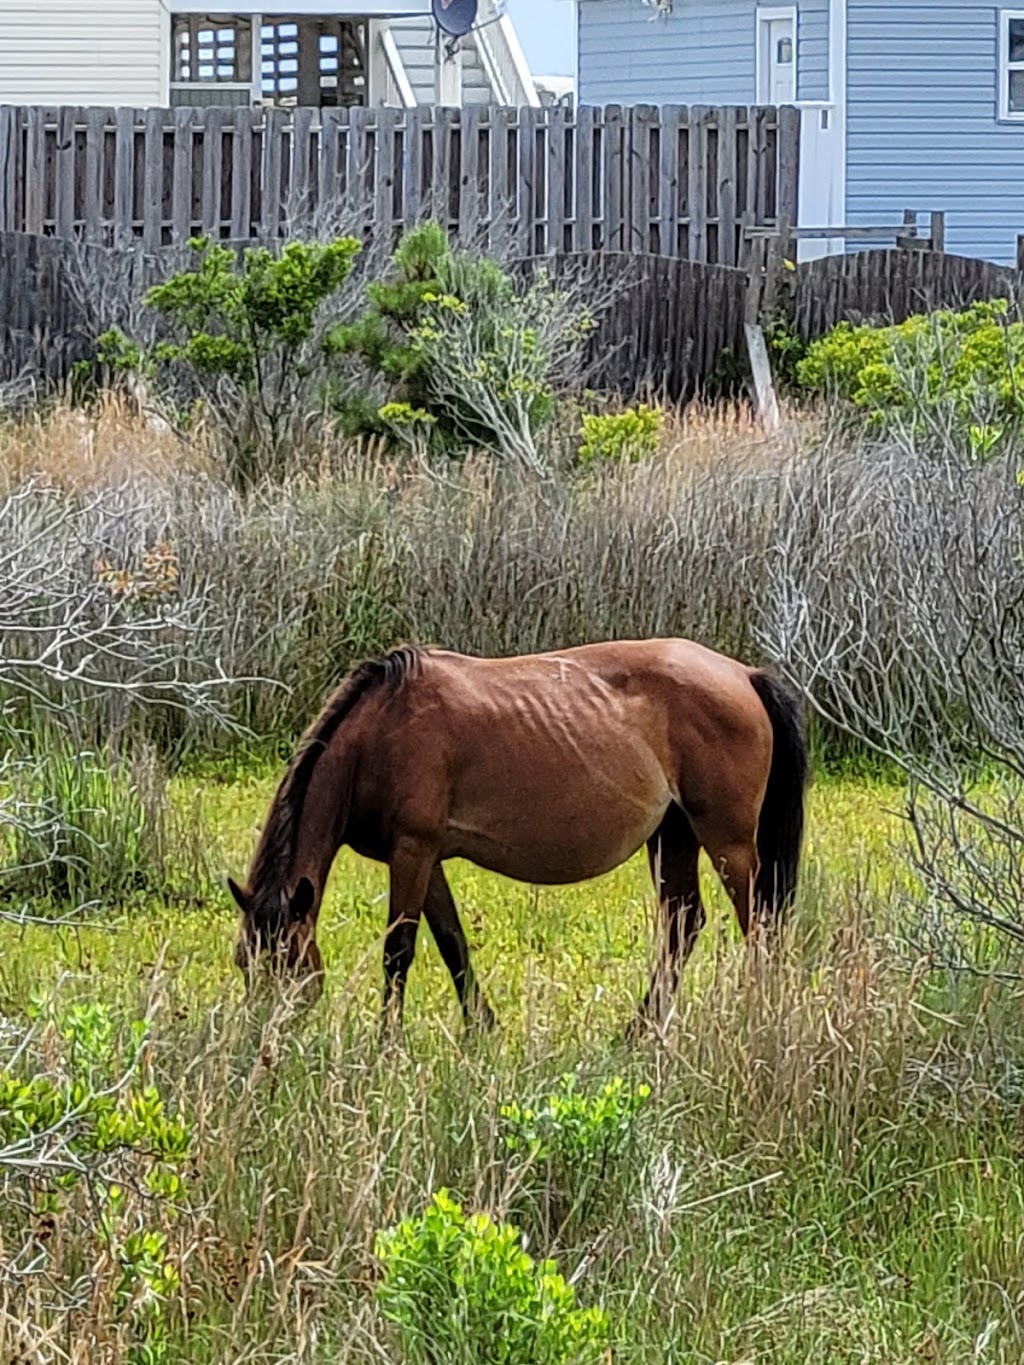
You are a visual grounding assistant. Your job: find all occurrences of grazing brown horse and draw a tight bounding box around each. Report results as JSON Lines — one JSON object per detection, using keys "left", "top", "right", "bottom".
{"left": 228, "top": 639, "right": 808, "bottom": 1036}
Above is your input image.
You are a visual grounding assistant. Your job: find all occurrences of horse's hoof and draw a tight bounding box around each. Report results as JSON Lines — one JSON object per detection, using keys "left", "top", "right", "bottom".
{"left": 463, "top": 1002, "right": 498, "bottom": 1046}
{"left": 624, "top": 1014, "right": 651, "bottom": 1048}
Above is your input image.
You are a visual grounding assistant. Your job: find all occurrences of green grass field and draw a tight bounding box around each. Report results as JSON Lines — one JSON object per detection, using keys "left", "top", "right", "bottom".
{"left": 4, "top": 769, "right": 1024, "bottom": 1363}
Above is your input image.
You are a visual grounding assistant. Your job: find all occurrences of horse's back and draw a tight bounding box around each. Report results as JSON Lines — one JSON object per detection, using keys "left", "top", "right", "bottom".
{"left": 419, "top": 637, "right": 762, "bottom": 735}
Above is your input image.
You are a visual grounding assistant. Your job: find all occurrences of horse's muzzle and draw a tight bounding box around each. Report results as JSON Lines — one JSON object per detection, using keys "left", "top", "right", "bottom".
{"left": 234, "top": 930, "right": 325, "bottom": 1005}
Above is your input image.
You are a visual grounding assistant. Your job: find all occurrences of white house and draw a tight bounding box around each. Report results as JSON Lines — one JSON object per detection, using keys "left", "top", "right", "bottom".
{"left": 0, "top": 0, "right": 540, "bottom": 110}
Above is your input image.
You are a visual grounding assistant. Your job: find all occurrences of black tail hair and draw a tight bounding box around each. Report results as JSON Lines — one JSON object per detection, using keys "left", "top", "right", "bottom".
{"left": 749, "top": 670, "right": 810, "bottom": 921}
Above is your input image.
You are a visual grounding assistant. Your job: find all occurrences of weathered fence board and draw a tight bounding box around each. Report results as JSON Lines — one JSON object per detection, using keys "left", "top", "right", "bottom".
{"left": 0, "top": 231, "right": 748, "bottom": 402}
{"left": 516, "top": 251, "right": 748, "bottom": 402}
{"left": 0, "top": 103, "right": 799, "bottom": 265}
{"left": 790, "top": 248, "right": 1024, "bottom": 339}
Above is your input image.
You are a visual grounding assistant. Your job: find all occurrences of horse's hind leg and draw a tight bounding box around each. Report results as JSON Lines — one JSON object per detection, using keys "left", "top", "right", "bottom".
{"left": 423, "top": 864, "right": 495, "bottom": 1032}
{"left": 689, "top": 818, "right": 759, "bottom": 945}
{"left": 630, "top": 803, "right": 703, "bottom": 1039}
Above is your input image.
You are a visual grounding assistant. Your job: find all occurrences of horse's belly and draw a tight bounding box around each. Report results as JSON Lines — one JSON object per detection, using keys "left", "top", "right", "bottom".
{"left": 444, "top": 782, "right": 672, "bottom": 885}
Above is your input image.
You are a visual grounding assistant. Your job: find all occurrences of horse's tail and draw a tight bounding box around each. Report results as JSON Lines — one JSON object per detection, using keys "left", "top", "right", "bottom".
{"left": 748, "top": 670, "right": 809, "bottom": 921}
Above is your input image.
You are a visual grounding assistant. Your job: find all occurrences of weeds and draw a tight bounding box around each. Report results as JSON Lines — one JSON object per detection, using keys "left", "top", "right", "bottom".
{"left": 2, "top": 819, "right": 1022, "bottom": 1360}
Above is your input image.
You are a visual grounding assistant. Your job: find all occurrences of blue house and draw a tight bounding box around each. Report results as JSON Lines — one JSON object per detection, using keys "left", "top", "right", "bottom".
{"left": 576, "top": 0, "right": 1024, "bottom": 265}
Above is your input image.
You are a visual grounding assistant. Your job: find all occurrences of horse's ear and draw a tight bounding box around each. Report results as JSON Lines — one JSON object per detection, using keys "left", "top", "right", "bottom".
{"left": 290, "top": 876, "right": 315, "bottom": 921}
{"left": 227, "top": 877, "right": 250, "bottom": 913}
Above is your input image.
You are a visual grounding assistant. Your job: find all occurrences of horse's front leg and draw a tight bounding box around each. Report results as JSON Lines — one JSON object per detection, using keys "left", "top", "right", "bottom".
{"left": 381, "top": 836, "right": 436, "bottom": 1037}
{"left": 423, "top": 864, "right": 495, "bottom": 1033}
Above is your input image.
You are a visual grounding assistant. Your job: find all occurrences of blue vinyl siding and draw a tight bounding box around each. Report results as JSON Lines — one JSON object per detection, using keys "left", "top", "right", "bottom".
{"left": 797, "top": 0, "right": 831, "bottom": 101}
{"left": 846, "top": 2, "right": 1024, "bottom": 264}
{"left": 577, "top": 0, "right": 829, "bottom": 105}
{"left": 576, "top": 0, "right": 755, "bottom": 105}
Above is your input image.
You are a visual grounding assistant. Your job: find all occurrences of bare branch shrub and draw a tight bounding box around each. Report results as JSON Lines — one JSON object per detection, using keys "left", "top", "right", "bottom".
{"left": 753, "top": 431, "right": 1024, "bottom": 971}
{"left": 0, "top": 478, "right": 242, "bottom": 909}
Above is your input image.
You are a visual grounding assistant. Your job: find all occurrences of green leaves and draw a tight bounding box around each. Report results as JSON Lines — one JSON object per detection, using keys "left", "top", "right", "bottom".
{"left": 144, "top": 235, "right": 360, "bottom": 349}
{"left": 329, "top": 221, "right": 571, "bottom": 466}
{"left": 577, "top": 404, "right": 663, "bottom": 466}
{"left": 501, "top": 1073, "right": 651, "bottom": 1163}
{"left": 2, "top": 1000, "right": 193, "bottom": 1364}
{"left": 796, "top": 299, "right": 1024, "bottom": 459}
{"left": 375, "top": 1188, "right": 610, "bottom": 1364}
{"left": 102, "top": 233, "right": 361, "bottom": 482}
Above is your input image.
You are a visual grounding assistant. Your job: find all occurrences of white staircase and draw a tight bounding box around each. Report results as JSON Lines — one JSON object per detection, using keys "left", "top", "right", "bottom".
{"left": 377, "top": 1, "right": 539, "bottom": 107}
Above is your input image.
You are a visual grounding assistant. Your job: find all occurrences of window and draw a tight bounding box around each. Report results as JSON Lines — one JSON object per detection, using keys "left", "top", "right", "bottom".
{"left": 1000, "top": 10, "right": 1024, "bottom": 120}
{"left": 756, "top": 7, "right": 797, "bottom": 106}
{"left": 256, "top": 18, "right": 367, "bottom": 106}
{"left": 172, "top": 15, "right": 252, "bottom": 85}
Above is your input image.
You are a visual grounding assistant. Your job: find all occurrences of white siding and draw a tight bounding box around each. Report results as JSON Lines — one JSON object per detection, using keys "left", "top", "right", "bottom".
{"left": 0, "top": 0, "right": 166, "bottom": 106}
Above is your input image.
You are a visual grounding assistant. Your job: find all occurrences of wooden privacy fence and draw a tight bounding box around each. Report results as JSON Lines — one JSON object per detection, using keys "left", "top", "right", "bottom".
{"left": 7, "top": 228, "right": 1023, "bottom": 402}
{"left": 517, "top": 252, "right": 747, "bottom": 400}
{"left": 789, "top": 246, "right": 1024, "bottom": 339}
{"left": 0, "top": 231, "right": 748, "bottom": 400}
{"left": 743, "top": 227, "right": 1024, "bottom": 341}
{"left": 0, "top": 102, "right": 800, "bottom": 266}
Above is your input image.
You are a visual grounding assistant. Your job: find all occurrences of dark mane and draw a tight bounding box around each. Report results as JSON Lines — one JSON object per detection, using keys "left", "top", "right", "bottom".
{"left": 247, "top": 645, "right": 423, "bottom": 909}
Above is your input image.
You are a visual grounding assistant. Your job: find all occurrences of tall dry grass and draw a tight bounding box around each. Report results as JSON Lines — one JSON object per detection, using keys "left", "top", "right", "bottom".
{"left": 0, "top": 398, "right": 815, "bottom": 760}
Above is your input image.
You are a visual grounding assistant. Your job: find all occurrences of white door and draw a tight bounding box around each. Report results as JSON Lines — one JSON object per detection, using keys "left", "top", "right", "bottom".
{"left": 757, "top": 10, "right": 796, "bottom": 105}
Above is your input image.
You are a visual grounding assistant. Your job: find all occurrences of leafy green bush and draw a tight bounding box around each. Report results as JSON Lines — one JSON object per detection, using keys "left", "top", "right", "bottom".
{"left": 796, "top": 299, "right": 1024, "bottom": 453}
{"left": 100, "top": 234, "right": 360, "bottom": 482}
{"left": 500, "top": 1073, "right": 651, "bottom": 1241}
{"left": 2, "top": 1000, "right": 192, "bottom": 1365}
{"left": 328, "top": 222, "right": 592, "bottom": 470}
{"left": 577, "top": 404, "right": 662, "bottom": 466}
{"left": 374, "top": 1188, "right": 610, "bottom": 1365}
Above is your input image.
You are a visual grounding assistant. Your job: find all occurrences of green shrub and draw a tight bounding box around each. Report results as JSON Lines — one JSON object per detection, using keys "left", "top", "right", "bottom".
{"left": 101, "top": 234, "right": 360, "bottom": 482}
{"left": 796, "top": 299, "right": 1024, "bottom": 454}
{"left": 764, "top": 317, "right": 810, "bottom": 391}
{"left": 328, "top": 222, "right": 592, "bottom": 469}
{"left": 2, "top": 1000, "right": 192, "bottom": 1365}
{"left": 374, "top": 1188, "right": 610, "bottom": 1365}
{"left": 577, "top": 404, "right": 662, "bottom": 466}
{"left": 500, "top": 1073, "right": 651, "bottom": 1241}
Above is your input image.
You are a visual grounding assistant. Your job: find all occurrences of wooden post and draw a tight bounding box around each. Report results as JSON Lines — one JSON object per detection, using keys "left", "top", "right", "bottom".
{"left": 744, "top": 232, "right": 766, "bottom": 326}
{"left": 760, "top": 213, "right": 791, "bottom": 319}
{"left": 744, "top": 322, "right": 780, "bottom": 432}
{"left": 1017, "top": 234, "right": 1024, "bottom": 275}
{"left": 929, "top": 210, "right": 945, "bottom": 253}
{"left": 895, "top": 207, "right": 917, "bottom": 250}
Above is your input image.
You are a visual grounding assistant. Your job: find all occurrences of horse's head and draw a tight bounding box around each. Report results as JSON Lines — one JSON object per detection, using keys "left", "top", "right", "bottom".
{"left": 228, "top": 873, "right": 325, "bottom": 1004}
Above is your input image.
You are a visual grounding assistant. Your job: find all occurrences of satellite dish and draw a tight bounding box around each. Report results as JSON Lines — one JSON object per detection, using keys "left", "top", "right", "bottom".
{"left": 432, "top": 0, "right": 478, "bottom": 38}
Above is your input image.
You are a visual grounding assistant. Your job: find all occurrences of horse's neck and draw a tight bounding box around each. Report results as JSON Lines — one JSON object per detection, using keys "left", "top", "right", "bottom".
{"left": 292, "top": 734, "right": 355, "bottom": 888}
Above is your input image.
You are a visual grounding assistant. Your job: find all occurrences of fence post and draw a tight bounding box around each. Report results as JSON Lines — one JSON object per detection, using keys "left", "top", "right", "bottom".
{"left": 929, "top": 211, "right": 945, "bottom": 253}
{"left": 760, "top": 214, "right": 792, "bottom": 320}
{"left": 895, "top": 208, "right": 917, "bottom": 251}
{"left": 1017, "top": 234, "right": 1024, "bottom": 274}
{"left": 744, "top": 232, "right": 767, "bottom": 325}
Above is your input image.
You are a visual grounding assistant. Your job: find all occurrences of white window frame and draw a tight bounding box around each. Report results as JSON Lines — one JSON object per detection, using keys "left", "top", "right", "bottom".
{"left": 756, "top": 5, "right": 798, "bottom": 106}
{"left": 999, "top": 9, "right": 1024, "bottom": 121}
{"left": 170, "top": 12, "right": 259, "bottom": 102}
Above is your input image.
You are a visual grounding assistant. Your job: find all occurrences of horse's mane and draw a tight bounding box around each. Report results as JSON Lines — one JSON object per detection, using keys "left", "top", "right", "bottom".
{"left": 249, "top": 644, "right": 423, "bottom": 895}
